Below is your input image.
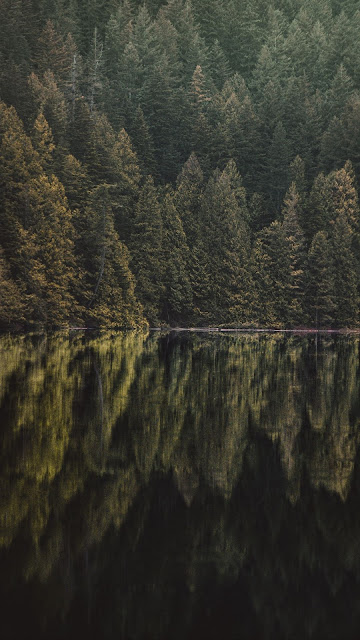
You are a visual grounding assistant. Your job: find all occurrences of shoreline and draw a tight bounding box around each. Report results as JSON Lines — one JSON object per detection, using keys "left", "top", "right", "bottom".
{"left": 149, "top": 327, "right": 360, "bottom": 334}
{"left": 1, "top": 326, "right": 360, "bottom": 337}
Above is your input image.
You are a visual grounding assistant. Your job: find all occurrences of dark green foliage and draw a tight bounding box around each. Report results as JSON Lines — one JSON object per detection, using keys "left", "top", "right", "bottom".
{"left": 305, "top": 231, "right": 335, "bottom": 327}
{"left": 160, "top": 189, "right": 192, "bottom": 323}
{"left": 81, "top": 187, "right": 144, "bottom": 328}
{"left": 331, "top": 212, "right": 358, "bottom": 326}
{"left": 129, "top": 177, "right": 164, "bottom": 325}
{"left": 1, "top": 0, "right": 360, "bottom": 328}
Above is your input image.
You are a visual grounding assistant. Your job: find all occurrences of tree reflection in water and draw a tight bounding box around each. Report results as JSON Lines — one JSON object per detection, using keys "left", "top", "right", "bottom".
{"left": 0, "top": 331, "right": 360, "bottom": 639}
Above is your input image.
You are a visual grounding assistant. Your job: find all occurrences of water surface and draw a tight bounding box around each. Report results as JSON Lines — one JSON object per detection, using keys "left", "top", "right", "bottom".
{"left": 1, "top": 331, "right": 360, "bottom": 639}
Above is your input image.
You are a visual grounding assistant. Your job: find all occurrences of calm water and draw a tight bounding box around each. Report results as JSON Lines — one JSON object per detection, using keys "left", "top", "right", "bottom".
{"left": 1, "top": 330, "right": 360, "bottom": 640}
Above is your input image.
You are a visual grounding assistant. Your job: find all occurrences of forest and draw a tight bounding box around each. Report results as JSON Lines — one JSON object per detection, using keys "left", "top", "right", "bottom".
{"left": 1, "top": 0, "right": 360, "bottom": 328}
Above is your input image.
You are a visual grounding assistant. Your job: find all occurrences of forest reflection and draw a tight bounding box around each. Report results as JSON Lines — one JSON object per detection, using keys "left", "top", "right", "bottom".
{"left": 1, "top": 331, "right": 360, "bottom": 640}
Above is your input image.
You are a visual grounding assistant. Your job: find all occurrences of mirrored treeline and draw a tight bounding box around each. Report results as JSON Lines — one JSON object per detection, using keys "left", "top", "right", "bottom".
{"left": 1, "top": 331, "right": 360, "bottom": 640}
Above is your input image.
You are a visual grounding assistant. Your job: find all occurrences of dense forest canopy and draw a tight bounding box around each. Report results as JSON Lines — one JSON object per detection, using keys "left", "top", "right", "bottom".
{"left": 1, "top": 0, "right": 360, "bottom": 328}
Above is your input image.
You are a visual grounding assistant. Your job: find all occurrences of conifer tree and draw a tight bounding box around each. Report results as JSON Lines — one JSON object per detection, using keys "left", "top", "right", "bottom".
{"left": 305, "top": 231, "right": 335, "bottom": 327}
{"left": 266, "top": 121, "right": 292, "bottom": 210}
{"left": 218, "top": 81, "right": 262, "bottom": 190}
{"left": 79, "top": 186, "right": 144, "bottom": 328}
{"left": 331, "top": 212, "right": 358, "bottom": 327}
{"left": 59, "top": 153, "right": 90, "bottom": 211}
{"left": 208, "top": 40, "right": 231, "bottom": 90}
{"left": 0, "top": 247, "right": 24, "bottom": 328}
{"left": 32, "top": 112, "right": 55, "bottom": 173}
{"left": 186, "top": 65, "right": 213, "bottom": 172}
{"left": 129, "top": 107, "right": 157, "bottom": 177}
{"left": 160, "top": 189, "right": 192, "bottom": 323}
{"left": 175, "top": 152, "right": 204, "bottom": 247}
{"left": 305, "top": 172, "right": 333, "bottom": 240}
{"left": 174, "top": 153, "right": 208, "bottom": 321}
{"left": 159, "top": 0, "right": 208, "bottom": 83}
{"left": 129, "top": 177, "right": 164, "bottom": 324}
{"left": 251, "top": 222, "right": 287, "bottom": 326}
{"left": 0, "top": 101, "right": 78, "bottom": 325}
{"left": 33, "top": 19, "right": 74, "bottom": 85}
{"left": 28, "top": 71, "right": 68, "bottom": 144}
{"left": 198, "top": 163, "right": 252, "bottom": 323}
{"left": 281, "top": 183, "right": 306, "bottom": 324}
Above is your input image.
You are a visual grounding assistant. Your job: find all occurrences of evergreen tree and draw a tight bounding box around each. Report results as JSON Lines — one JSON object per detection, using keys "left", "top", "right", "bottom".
{"left": 175, "top": 152, "right": 204, "bottom": 247}
{"left": 160, "top": 189, "right": 192, "bottom": 323}
{"left": 129, "top": 107, "right": 157, "bottom": 177}
{"left": 28, "top": 71, "right": 68, "bottom": 144}
{"left": 198, "top": 162, "right": 252, "bottom": 323}
{"left": 281, "top": 183, "right": 306, "bottom": 324}
{"left": 32, "top": 112, "right": 55, "bottom": 173}
{"left": 251, "top": 221, "right": 287, "bottom": 326}
{"left": 331, "top": 212, "right": 358, "bottom": 326}
{"left": 305, "top": 231, "right": 335, "bottom": 327}
{"left": 0, "top": 247, "right": 25, "bottom": 328}
{"left": 129, "top": 177, "right": 164, "bottom": 324}
{"left": 81, "top": 187, "right": 145, "bottom": 328}
{"left": 266, "top": 121, "right": 292, "bottom": 210}
{"left": 217, "top": 79, "right": 262, "bottom": 190}
{"left": 33, "top": 19, "right": 75, "bottom": 85}
{"left": 186, "top": 64, "right": 213, "bottom": 173}
{"left": 305, "top": 172, "right": 333, "bottom": 240}
{"left": 174, "top": 153, "right": 208, "bottom": 321}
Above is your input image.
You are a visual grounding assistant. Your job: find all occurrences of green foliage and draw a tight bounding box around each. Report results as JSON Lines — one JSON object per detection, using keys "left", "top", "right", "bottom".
{"left": 305, "top": 231, "right": 335, "bottom": 327}
{"left": 129, "top": 177, "right": 164, "bottom": 325}
{"left": 160, "top": 189, "right": 192, "bottom": 323}
{"left": 1, "top": 0, "right": 360, "bottom": 328}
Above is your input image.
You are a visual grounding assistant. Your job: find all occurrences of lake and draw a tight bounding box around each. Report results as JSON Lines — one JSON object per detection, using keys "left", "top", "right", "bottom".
{"left": 1, "top": 330, "right": 360, "bottom": 639}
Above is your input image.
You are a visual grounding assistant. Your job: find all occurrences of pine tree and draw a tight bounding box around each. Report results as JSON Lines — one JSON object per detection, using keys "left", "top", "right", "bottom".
{"left": 251, "top": 185, "right": 306, "bottom": 327}
{"left": 198, "top": 163, "right": 252, "bottom": 323}
{"left": 251, "top": 222, "right": 287, "bottom": 326}
{"left": 160, "top": 189, "right": 192, "bottom": 323}
{"left": 81, "top": 187, "right": 145, "bottom": 328}
{"left": 266, "top": 121, "right": 292, "bottom": 210}
{"left": 326, "top": 64, "right": 354, "bottom": 120}
{"left": 0, "top": 101, "right": 78, "bottom": 326}
{"left": 28, "top": 71, "right": 68, "bottom": 145}
{"left": 174, "top": 153, "right": 207, "bottom": 321}
{"left": 33, "top": 19, "right": 74, "bottom": 85}
{"left": 320, "top": 95, "right": 360, "bottom": 176}
{"left": 26, "top": 173, "right": 78, "bottom": 325}
{"left": 159, "top": 0, "right": 208, "bottom": 83}
{"left": 129, "top": 107, "right": 157, "bottom": 177}
{"left": 108, "top": 127, "right": 141, "bottom": 242}
{"left": 0, "top": 247, "right": 24, "bottom": 328}
{"left": 102, "top": 1, "right": 134, "bottom": 126}
{"left": 186, "top": 65, "right": 213, "bottom": 173}
{"left": 305, "top": 172, "right": 333, "bottom": 240}
{"left": 129, "top": 177, "right": 164, "bottom": 324}
{"left": 331, "top": 212, "right": 358, "bottom": 326}
{"left": 59, "top": 153, "right": 90, "bottom": 211}
{"left": 281, "top": 183, "right": 306, "bottom": 325}
{"left": 175, "top": 152, "right": 204, "bottom": 247}
{"left": 32, "top": 112, "right": 55, "bottom": 173}
{"left": 208, "top": 40, "right": 231, "bottom": 90}
{"left": 305, "top": 231, "right": 335, "bottom": 327}
{"left": 217, "top": 80, "right": 262, "bottom": 191}
{"left": 86, "top": 26, "right": 104, "bottom": 114}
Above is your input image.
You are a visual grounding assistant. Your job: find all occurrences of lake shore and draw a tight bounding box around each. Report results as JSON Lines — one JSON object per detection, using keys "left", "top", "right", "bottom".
{"left": 150, "top": 326, "right": 360, "bottom": 334}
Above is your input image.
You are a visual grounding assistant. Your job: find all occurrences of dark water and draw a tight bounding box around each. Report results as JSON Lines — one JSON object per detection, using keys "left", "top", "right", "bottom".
{"left": 1, "top": 331, "right": 360, "bottom": 640}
